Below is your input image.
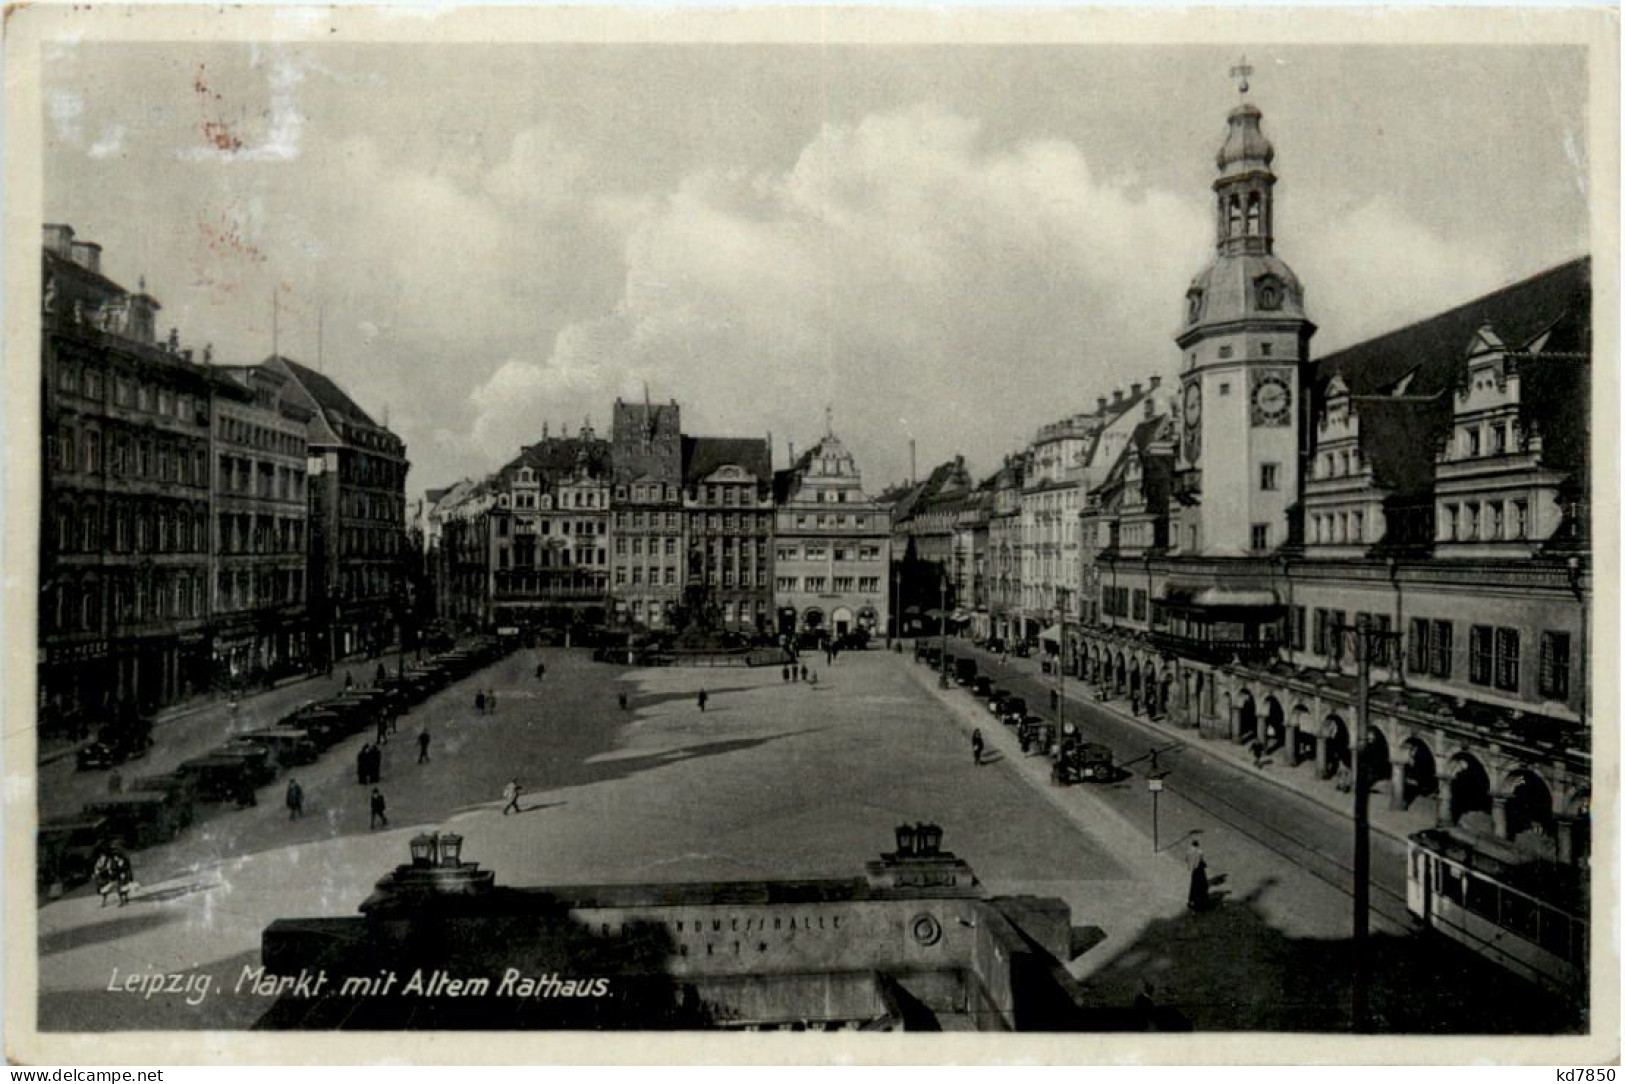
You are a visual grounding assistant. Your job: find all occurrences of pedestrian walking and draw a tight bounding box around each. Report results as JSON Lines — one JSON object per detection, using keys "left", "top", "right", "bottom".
{"left": 501, "top": 779, "right": 521, "bottom": 816}
{"left": 357, "top": 743, "right": 372, "bottom": 785}
{"left": 971, "top": 728, "right": 985, "bottom": 766}
{"left": 367, "top": 743, "right": 382, "bottom": 784}
{"left": 799, "top": 664, "right": 809, "bottom": 682}
{"left": 375, "top": 663, "right": 387, "bottom": 687}
{"left": 344, "top": 670, "right": 354, "bottom": 691}
{"left": 286, "top": 778, "right": 304, "bottom": 821}
{"left": 376, "top": 717, "right": 389, "bottom": 745}
{"left": 369, "top": 787, "right": 388, "bottom": 829}
{"left": 475, "top": 690, "right": 486, "bottom": 715}
{"left": 1186, "top": 841, "right": 1210, "bottom": 912}
{"left": 1249, "top": 738, "right": 1265, "bottom": 768}
{"left": 417, "top": 730, "right": 431, "bottom": 764}
{"left": 96, "top": 848, "right": 135, "bottom": 907}
{"left": 618, "top": 692, "right": 629, "bottom": 711}
{"left": 535, "top": 661, "right": 546, "bottom": 681}
{"left": 697, "top": 689, "right": 708, "bottom": 713}
{"left": 781, "top": 665, "right": 790, "bottom": 683}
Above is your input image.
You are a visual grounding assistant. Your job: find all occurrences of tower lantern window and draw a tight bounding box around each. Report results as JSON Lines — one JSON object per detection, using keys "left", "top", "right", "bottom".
{"left": 1246, "top": 192, "right": 1262, "bottom": 235}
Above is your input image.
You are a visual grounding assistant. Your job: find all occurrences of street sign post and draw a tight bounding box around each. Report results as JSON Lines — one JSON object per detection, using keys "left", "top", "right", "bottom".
{"left": 1148, "top": 775, "right": 1165, "bottom": 853}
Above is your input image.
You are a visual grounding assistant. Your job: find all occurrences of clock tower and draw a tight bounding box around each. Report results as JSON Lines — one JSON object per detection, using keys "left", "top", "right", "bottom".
{"left": 1176, "top": 73, "right": 1315, "bottom": 556}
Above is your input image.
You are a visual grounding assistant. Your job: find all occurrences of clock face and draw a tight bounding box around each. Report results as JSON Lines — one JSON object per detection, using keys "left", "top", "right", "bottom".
{"left": 1251, "top": 372, "right": 1293, "bottom": 427}
{"left": 1183, "top": 381, "right": 1202, "bottom": 425}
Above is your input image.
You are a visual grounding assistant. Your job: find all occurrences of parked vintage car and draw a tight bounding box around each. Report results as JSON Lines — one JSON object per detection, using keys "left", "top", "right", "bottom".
{"left": 129, "top": 772, "right": 198, "bottom": 828}
{"left": 972, "top": 676, "right": 995, "bottom": 698}
{"left": 999, "top": 696, "right": 1028, "bottom": 726}
{"left": 74, "top": 720, "right": 155, "bottom": 772}
{"left": 81, "top": 792, "right": 186, "bottom": 849}
{"left": 954, "top": 658, "right": 979, "bottom": 687}
{"left": 37, "top": 815, "right": 111, "bottom": 891}
{"left": 177, "top": 752, "right": 277, "bottom": 803}
{"left": 1051, "top": 741, "right": 1117, "bottom": 786}
{"left": 232, "top": 729, "right": 320, "bottom": 767}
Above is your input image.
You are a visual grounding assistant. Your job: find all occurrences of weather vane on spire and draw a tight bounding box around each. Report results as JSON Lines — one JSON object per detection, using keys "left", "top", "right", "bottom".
{"left": 824, "top": 404, "right": 834, "bottom": 437}
{"left": 1230, "top": 56, "right": 1253, "bottom": 96}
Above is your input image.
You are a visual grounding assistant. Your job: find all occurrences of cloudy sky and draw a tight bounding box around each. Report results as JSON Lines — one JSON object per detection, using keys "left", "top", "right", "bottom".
{"left": 44, "top": 41, "right": 1590, "bottom": 495}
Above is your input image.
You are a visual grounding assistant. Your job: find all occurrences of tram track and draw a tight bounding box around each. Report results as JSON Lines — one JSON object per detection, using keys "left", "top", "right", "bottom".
{"left": 952, "top": 644, "right": 1418, "bottom": 933}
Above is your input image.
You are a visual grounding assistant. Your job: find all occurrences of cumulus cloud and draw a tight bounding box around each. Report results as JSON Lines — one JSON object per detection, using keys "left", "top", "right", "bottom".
{"left": 460, "top": 104, "right": 1215, "bottom": 484}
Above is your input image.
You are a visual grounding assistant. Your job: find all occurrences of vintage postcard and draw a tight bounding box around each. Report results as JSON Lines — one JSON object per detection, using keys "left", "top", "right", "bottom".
{"left": 3, "top": 2, "right": 1618, "bottom": 1066}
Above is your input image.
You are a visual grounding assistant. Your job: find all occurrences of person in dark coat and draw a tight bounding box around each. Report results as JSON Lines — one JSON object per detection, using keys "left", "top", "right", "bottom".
{"left": 697, "top": 690, "right": 708, "bottom": 713}
{"left": 369, "top": 788, "right": 388, "bottom": 829}
{"left": 618, "top": 692, "right": 629, "bottom": 711}
{"left": 1186, "top": 841, "right": 1210, "bottom": 912}
{"left": 285, "top": 778, "right": 304, "bottom": 820}
{"left": 417, "top": 729, "right": 431, "bottom": 764}
{"left": 357, "top": 744, "right": 372, "bottom": 785}
{"left": 367, "top": 743, "right": 382, "bottom": 784}
{"left": 781, "top": 665, "right": 790, "bottom": 683}
{"left": 475, "top": 690, "right": 486, "bottom": 715}
{"left": 344, "top": 671, "right": 354, "bottom": 691}
{"left": 799, "top": 664, "right": 809, "bottom": 682}
{"left": 375, "top": 662, "right": 387, "bottom": 686}
{"left": 971, "top": 728, "right": 985, "bottom": 766}
{"left": 376, "top": 717, "right": 389, "bottom": 745}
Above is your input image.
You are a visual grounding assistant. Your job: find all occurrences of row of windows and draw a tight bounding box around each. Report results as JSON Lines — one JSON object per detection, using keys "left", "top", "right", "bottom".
{"left": 218, "top": 412, "right": 304, "bottom": 458}
{"left": 337, "top": 567, "right": 396, "bottom": 601}
{"left": 787, "top": 513, "right": 873, "bottom": 530}
{"left": 691, "top": 513, "right": 772, "bottom": 533}
{"left": 696, "top": 483, "right": 762, "bottom": 507}
{"left": 501, "top": 546, "right": 607, "bottom": 569}
{"left": 217, "top": 567, "right": 305, "bottom": 612}
{"left": 1454, "top": 418, "right": 1519, "bottom": 460}
{"left": 623, "top": 484, "right": 679, "bottom": 504}
{"left": 218, "top": 454, "right": 306, "bottom": 502}
{"left": 43, "top": 571, "right": 206, "bottom": 634}
{"left": 53, "top": 501, "right": 209, "bottom": 555}
{"left": 217, "top": 513, "right": 306, "bottom": 556}
{"left": 1311, "top": 510, "right": 1367, "bottom": 545}
{"left": 615, "top": 566, "right": 681, "bottom": 587}
{"left": 614, "top": 536, "right": 677, "bottom": 556}
{"left": 343, "top": 489, "right": 403, "bottom": 523}
{"left": 774, "top": 576, "right": 881, "bottom": 594}
{"left": 1441, "top": 500, "right": 1529, "bottom": 542}
{"left": 58, "top": 362, "right": 204, "bottom": 426}
{"left": 775, "top": 545, "right": 883, "bottom": 563}
{"left": 1314, "top": 446, "right": 1364, "bottom": 480}
{"left": 506, "top": 489, "right": 608, "bottom": 510}
{"left": 55, "top": 425, "right": 208, "bottom": 487}
{"left": 1101, "top": 586, "right": 1147, "bottom": 621}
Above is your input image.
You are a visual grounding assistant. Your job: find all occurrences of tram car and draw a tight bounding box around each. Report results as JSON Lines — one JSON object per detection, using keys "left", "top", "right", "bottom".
{"left": 1406, "top": 827, "right": 1587, "bottom": 1001}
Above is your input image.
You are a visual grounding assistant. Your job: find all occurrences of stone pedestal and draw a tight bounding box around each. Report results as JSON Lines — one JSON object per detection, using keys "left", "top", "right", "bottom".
{"left": 1389, "top": 761, "right": 1408, "bottom": 811}
{"left": 1436, "top": 788, "right": 1454, "bottom": 828}
{"left": 1284, "top": 724, "right": 1300, "bottom": 767}
{"left": 1491, "top": 795, "right": 1510, "bottom": 840}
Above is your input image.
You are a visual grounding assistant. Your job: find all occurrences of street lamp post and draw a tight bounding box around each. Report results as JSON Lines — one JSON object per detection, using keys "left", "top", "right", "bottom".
{"left": 1329, "top": 613, "right": 1404, "bottom": 1033}
{"left": 938, "top": 567, "right": 949, "bottom": 689}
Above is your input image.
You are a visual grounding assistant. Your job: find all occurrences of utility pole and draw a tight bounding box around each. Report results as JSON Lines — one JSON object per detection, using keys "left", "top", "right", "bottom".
{"left": 1331, "top": 613, "right": 1403, "bottom": 1033}
{"left": 938, "top": 566, "right": 949, "bottom": 689}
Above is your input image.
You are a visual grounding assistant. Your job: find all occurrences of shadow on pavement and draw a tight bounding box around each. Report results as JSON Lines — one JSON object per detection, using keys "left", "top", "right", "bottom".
{"left": 627, "top": 684, "right": 770, "bottom": 712}
{"left": 39, "top": 910, "right": 181, "bottom": 958}
{"left": 1074, "top": 877, "right": 1583, "bottom": 1033}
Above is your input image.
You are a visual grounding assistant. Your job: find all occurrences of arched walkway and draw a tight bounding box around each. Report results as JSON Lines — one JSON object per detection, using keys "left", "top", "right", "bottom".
{"left": 1322, "top": 714, "right": 1350, "bottom": 783}
{"left": 1504, "top": 769, "right": 1556, "bottom": 849}
{"left": 1291, "top": 704, "right": 1315, "bottom": 765}
{"left": 1263, "top": 696, "right": 1285, "bottom": 752}
{"left": 1236, "top": 691, "right": 1258, "bottom": 744}
{"left": 1363, "top": 726, "right": 1392, "bottom": 799}
{"left": 1398, "top": 737, "right": 1439, "bottom": 811}
{"left": 1444, "top": 753, "right": 1493, "bottom": 831}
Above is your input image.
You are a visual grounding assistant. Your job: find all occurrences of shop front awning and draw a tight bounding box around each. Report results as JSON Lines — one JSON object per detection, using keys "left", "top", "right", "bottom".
{"left": 1039, "top": 623, "right": 1063, "bottom": 643}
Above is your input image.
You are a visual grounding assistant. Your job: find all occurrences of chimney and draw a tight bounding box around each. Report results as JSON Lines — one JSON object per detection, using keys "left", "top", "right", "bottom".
{"left": 1112, "top": 388, "right": 1123, "bottom": 405}
{"left": 1131, "top": 382, "right": 1143, "bottom": 397}
{"left": 44, "top": 223, "right": 75, "bottom": 259}
{"left": 1096, "top": 396, "right": 1108, "bottom": 414}
{"left": 788, "top": 439, "right": 796, "bottom": 465}
{"left": 71, "top": 241, "right": 103, "bottom": 276}
{"left": 1149, "top": 375, "right": 1162, "bottom": 389}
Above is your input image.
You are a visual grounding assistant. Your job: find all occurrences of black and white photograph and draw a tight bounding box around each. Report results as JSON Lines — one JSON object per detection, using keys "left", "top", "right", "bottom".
{"left": 4, "top": 3, "right": 1617, "bottom": 1064}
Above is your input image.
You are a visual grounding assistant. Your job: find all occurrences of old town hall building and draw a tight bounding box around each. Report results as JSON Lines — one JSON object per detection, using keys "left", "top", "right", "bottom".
{"left": 1075, "top": 92, "right": 1591, "bottom": 868}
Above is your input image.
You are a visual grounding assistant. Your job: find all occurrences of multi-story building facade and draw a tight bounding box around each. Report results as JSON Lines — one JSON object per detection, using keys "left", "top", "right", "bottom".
{"left": 610, "top": 397, "right": 685, "bottom": 629}
{"left": 267, "top": 355, "right": 411, "bottom": 666}
{"left": 986, "top": 454, "right": 1028, "bottom": 643}
{"left": 772, "top": 429, "right": 891, "bottom": 640}
{"left": 681, "top": 435, "right": 774, "bottom": 635}
{"left": 209, "top": 364, "right": 313, "bottom": 684}
{"left": 427, "top": 478, "right": 495, "bottom": 630}
{"left": 487, "top": 424, "right": 612, "bottom": 630}
{"left": 1076, "top": 92, "right": 1592, "bottom": 868}
{"left": 39, "top": 225, "right": 214, "bottom": 725}
{"left": 947, "top": 483, "right": 992, "bottom": 638}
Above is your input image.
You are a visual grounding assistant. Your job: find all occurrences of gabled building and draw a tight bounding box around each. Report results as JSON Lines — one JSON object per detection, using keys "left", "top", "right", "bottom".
{"left": 773, "top": 427, "right": 891, "bottom": 640}
{"left": 265, "top": 354, "right": 410, "bottom": 666}
{"left": 680, "top": 434, "right": 774, "bottom": 635}
{"left": 488, "top": 422, "right": 613, "bottom": 631}
{"left": 610, "top": 397, "right": 684, "bottom": 629}
{"left": 1075, "top": 90, "right": 1591, "bottom": 870}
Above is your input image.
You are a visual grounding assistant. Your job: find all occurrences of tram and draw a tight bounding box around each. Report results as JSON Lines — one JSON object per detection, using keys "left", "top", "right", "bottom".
{"left": 1407, "top": 827, "right": 1588, "bottom": 1000}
